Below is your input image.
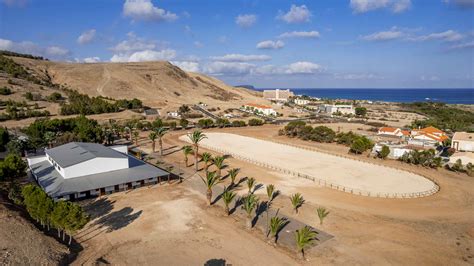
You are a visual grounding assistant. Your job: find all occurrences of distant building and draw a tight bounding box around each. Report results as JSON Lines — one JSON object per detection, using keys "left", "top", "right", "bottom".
{"left": 294, "top": 98, "right": 310, "bottom": 106}
{"left": 143, "top": 108, "right": 160, "bottom": 119}
{"left": 449, "top": 152, "right": 474, "bottom": 166}
{"left": 372, "top": 143, "right": 413, "bottom": 159}
{"left": 242, "top": 103, "right": 277, "bottom": 116}
{"left": 27, "top": 142, "right": 170, "bottom": 200}
{"left": 319, "top": 104, "right": 355, "bottom": 115}
{"left": 451, "top": 132, "right": 474, "bottom": 152}
{"left": 263, "top": 89, "right": 294, "bottom": 102}
{"left": 377, "top": 127, "right": 410, "bottom": 138}
{"left": 167, "top": 111, "right": 181, "bottom": 118}
{"left": 409, "top": 126, "right": 448, "bottom": 147}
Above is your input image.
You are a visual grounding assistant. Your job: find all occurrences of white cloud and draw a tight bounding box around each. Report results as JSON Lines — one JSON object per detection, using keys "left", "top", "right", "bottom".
{"left": 409, "top": 30, "right": 464, "bottom": 42}
{"left": 361, "top": 29, "right": 404, "bottom": 41}
{"left": 203, "top": 62, "right": 255, "bottom": 76}
{"left": 110, "top": 49, "right": 176, "bottom": 62}
{"left": 210, "top": 54, "right": 271, "bottom": 62}
{"left": 0, "top": 38, "right": 70, "bottom": 60}
{"left": 123, "top": 0, "right": 178, "bottom": 22}
{"left": 77, "top": 29, "right": 96, "bottom": 44}
{"left": 171, "top": 61, "right": 200, "bottom": 72}
{"left": 235, "top": 14, "right": 257, "bottom": 28}
{"left": 84, "top": 57, "right": 101, "bottom": 63}
{"left": 279, "top": 31, "right": 320, "bottom": 38}
{"left": 277, "top": 5, "right": 312, "bottom": 24}
{"left": 350, "top": 0, "right": 411, "bottom": 14}
{"left": 334, "top": 73, "right": 384, "bottom": 80}
{"left": 110, "top": 32, "right": 164, "bottom": 53}
{"left": 256, "top": 40, "right": 285, "bottom": 49}
{"left": 285, "top": 61, "right": 323, "bottom": 74}
{"left": 448, "top": 41, "right": 474, "bottom": 50}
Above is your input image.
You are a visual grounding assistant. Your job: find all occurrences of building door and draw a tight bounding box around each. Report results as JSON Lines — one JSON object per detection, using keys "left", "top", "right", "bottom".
{"left": 100, "top": 188, "right": 106, "bottom": 196}
{"left": 127, "top": 183, "right": 132, "bottom": 190}
{"left": 114, "top": 185, "right": 120, "bottom": 192}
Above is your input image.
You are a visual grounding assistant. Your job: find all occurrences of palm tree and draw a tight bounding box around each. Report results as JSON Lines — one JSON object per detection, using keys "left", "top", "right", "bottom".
{"left": 295, "top": 226, "right": 318, "bottom": 260}
{"left": 246, "top": 177, "right": 256, "bottom": 194}
{"left": 201, "top": 152, "right": 213, "bottom": 174}
{"left": 200, "top": 171, "right": 221, "bottom": 205}
{"left": 182, "top": 145, "right": 193, "bottom": 167}
{"left": 213, "top": 156, "right": 225, "bottom": 177}
{"left": 155, "top": 127, "right": 168, "bottom": 156}
{"left": 221, "top": 187, "right": 236, "bottom": 215}
{"left": 148, "top": 131, "right": 157, "bottom": 153}
{"left": 132, "top": 129, "right": 139, "bottom": 146}
{"left": 317, "top": 207, "right": 329, "bottom": 225}
{"left": 43, "top": 131, "right": 55, "bottom": 148}
{"left": 269, "top": 216, "right": 287, "bottom": 245}
{"left": 241, "top": 194, "right": 259, "bottom": 229}
{"left": 266, "top": 184, "right": 275, "bottom": 202}
{"left": 227, "top": 168, "right": 240, "bottom": 186}
{"left": 290, "top": 193, "right": 304, "bottom": 214}
{"left": 187, "top": 130, "right": 207, "bottom": 171}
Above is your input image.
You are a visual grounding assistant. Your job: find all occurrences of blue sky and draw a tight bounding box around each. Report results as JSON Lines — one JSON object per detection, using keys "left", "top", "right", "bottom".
{"left": 0, "top": 0, "right": 473, "bottom": 88}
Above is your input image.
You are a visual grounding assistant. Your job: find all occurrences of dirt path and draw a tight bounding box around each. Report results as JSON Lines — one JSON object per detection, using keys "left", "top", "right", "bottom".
{"left": 96, "top": 65, "right": 110, "bottom": 96}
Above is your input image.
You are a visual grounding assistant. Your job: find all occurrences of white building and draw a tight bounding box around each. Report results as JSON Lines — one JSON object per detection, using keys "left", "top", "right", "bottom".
{"left": 319, "top": 104, "right": 355, "bottom": 115}
{"left": 294, "top": 99, "right": 310, "bottom": 106}
{"left": 27, "top": 142, "right": 169, "bottom": 200}
{"left": 167, "top": 111, "right": 181, "bottom": 118}
{"left": 243, "top": 103, "right": 277, "bottom": 116}
{"left": 377, "top": 127, "right": 410, "bottom": 138}
{"left": 451, "top": 132, "right": 474, "bottom": 152}
{"left": 263, "top": 89, "right": 294, "bottom": 102}
{"left": 372, "top": 143, "right": 413, "bottom": 159}
{"left": 410, "top": 126, "right": 448, "bottom": 147}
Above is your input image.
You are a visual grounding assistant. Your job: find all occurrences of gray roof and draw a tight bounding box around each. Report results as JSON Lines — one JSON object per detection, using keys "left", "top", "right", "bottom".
{"left": 46, "top": 142, "right": 127, "bottom": 168}
{"left": 30, "top": 154, "right": 169, "bottom": 198}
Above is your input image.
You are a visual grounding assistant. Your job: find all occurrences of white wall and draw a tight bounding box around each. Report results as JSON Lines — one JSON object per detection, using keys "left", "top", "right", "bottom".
{"left": 453, "top": 140, "right": 474, "bottom": 152}
{"left": 110, "top": 145, "right": 128, "bottom": 154}
{"left": 27, "top": 155, "right": 47, "bottom": 166}
{"left": 63, "top": 157, "right": 129, "bottom": 179}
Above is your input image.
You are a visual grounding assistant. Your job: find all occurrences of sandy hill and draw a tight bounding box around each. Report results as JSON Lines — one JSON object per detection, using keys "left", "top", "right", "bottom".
{"left": 8, "top": 57, "right": 264, "bottom": 110}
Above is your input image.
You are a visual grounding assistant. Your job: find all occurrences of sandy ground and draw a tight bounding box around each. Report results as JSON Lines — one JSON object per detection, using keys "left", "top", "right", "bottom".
{"left": 180, "top": 132, "right": 436, "bottom": 197}
{"left": 74, "top": 185, "right": 298, "bottom": 266}
{"left": 54, "top": 124, "right": 474, "bottom": 265}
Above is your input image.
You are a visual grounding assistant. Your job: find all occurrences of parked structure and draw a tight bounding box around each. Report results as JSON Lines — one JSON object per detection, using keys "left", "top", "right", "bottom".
{"left": 27, "top": 142, "right": 170, "bottom": 200}
{"left": 451, "top": 132, "right": 474, "bottom": 152}
{"left": 242, "top": 103, "right": 277, "bottom": 116}
{"left": 319, "top": 104, "right": 355, "bottom": 115}
{"left": 143, "top": 108, "right": 160, "bottom": 119}
{"left": 263, "top": 89, "right": 294, "bottom": 102}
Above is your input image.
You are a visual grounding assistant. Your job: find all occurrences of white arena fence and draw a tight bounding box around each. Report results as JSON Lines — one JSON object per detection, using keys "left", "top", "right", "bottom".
{"left": 182, "top": 138, "right": 440, "bottom": 199}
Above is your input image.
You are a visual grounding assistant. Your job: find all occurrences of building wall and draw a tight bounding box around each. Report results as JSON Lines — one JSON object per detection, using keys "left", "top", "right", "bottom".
{"left": 452, "top": 140, "right": 474, "bottom": 152}
{"left": 449, "top": 155, "right": 474, "bottom": 165}
{"left": 63, "top": 157, "right": 129, "bottom": 179}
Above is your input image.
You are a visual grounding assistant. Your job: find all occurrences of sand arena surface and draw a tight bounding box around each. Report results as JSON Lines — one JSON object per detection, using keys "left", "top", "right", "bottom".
{"left": 181, "top": 132, "right": 437, "bottom": 197}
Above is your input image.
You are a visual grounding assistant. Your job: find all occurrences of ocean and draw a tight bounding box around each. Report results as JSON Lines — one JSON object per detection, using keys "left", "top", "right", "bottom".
{"left": 256, "top": 88, "right": 474, "bottom": 104}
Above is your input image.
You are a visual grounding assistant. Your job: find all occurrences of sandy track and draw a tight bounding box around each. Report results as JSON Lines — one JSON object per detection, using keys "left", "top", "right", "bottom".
{"left": 181, "top": 133, "right": 436, "bottom": 197}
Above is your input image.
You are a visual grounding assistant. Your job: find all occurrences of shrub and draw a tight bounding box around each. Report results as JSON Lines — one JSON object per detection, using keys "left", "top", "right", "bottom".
{"left": 248, "top": 118, "right": 264, "bottom": 126}
{"left": 310, "top": 126, "right": 336, "bottom": 143}
{"left": 47, "top": 92, "right": 62, "bottom": 102}
{"left": 355, "top": 107, "right": 367, "bottom": 116}
{"left": 197, "top": 118, "right": 214, "bottom": 128}
{"left": 350, "top": 136, "right": 373, "bottom": 154}
{"left": 0, "top": 86, "right": 12, "bottom": 95}
{"left": 231, "top": 120, "right": 246, "bottom": 127}
{"left": 379, "top": 145, "right": 390, "bottom": 159}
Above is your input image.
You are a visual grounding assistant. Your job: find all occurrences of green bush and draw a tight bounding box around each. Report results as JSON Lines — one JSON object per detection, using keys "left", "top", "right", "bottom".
{"left": 248, "top": 118, "right": 264, "bottom": 126}
{"left": 0, "top": 86, "right": 12, "bottom": 95}
{"left": 198, "top": 118, "right": 214, "bottom": 128}
{"left": 350, "top": 136, "right": 373, "bottom": 154}
{"left": 379, "top": 145, "right": 390, "bottom": 159}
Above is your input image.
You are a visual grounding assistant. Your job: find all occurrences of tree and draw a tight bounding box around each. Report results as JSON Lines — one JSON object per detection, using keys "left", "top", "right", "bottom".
{"left": 295, "top": 226, "right": 318, "bottom": 260}
{"left": 269, "top": 216, "right": 288, "bottom": 245}
{"left": 0, "top": 127, "right": 10, "bottom": 152}
{"left": 246, "top": 177, "right": 256, "bottom": 194}
{"left": 350, "top": 136, "right": 373, "bottom": 154}
{"left": 248, "top": 118, "right": 264, "bottom": 126}
{"left": 379, "top": 145, "right": 390, "bottom": 159}
{"left": 290, "top": 193, "right": 304, "bottom": 214}
{"left": 187, "top": 130, "right": 207, "bottom": 171}
{"left": 213, "top": 156, "right": 225, "bottom": 177}
{"left": 148, "top": 131, "right": 157, "bottom": 153}
{"left": 221, "top": 186, "right": 236, "bottom": 215}
{"left": 50, "top": 200, "right": 70, "bottom": 240}
{"left": 227, "top": 168, "right": 239, "bottom": 186}
{"left": 182, "top": 145, "right": 193, "bottom": 167}
{"left": 200, "top": 171, "right": 221, "bottom": 205}
{"left": 179, "top": 118, "right": 189, "bottom": 129}
{"left": 266, "top": 184, "right": 275, "bottom": 202}
{"left": 241, "top": 194, "right": 259, "bottom": 229}
{"left": 178, "top": 105, "right": 191, "bottom": 116}
{"left": 317, "top": 207, "right": 330, "bottom": 225}
{"left": 201, "top": 152, "right": 213, "bottom": 174}
{"left": 355, "top": 107, "right": 367, "bottom": 116}
{"left": 311, "top": 126, "right": 336, "bottom": 143}
{"left": 64, "top": 203, "right": 89, "bottom": 245}
{"left": 132, "top": 129, "right": 139, "bottom": 146}
{"left": 155, "top": 127, "right": 168, "bottom": 156}
{"left": 0, "top": 153, "right": 27, "bottom": 181}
